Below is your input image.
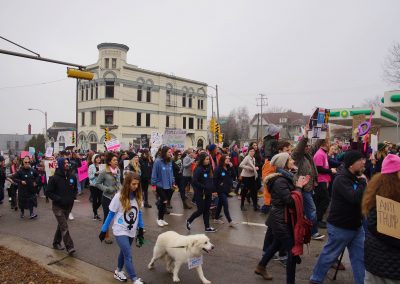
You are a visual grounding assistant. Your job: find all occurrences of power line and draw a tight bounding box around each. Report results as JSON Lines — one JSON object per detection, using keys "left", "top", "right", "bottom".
{"left": 0, "top": 78, "right": 68, "bottom": 90}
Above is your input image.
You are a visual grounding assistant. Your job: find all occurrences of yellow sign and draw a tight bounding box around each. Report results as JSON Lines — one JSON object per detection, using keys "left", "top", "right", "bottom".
{"left": 376, "top": 195, "right": 400, "bottom": 239}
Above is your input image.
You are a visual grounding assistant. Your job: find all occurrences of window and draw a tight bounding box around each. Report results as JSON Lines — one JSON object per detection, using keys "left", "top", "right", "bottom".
{"left": 197, "top": 118, "right": 203, "bottom": 130}
{"left": 189, "top": 94, "right": 192, "bottom": 108}
{"left": 90, "top": 84, "right": 93, "bottom": 100}
{"left": 85, "top": 85, "right": 88, "bottom": 100}
{"left": 81, "top": 87, "right": 84, "bottom": 101}
{"left": 189, "top": 117, "right": 194, "bottom": 129}
{"left": 137, "top": 113, "right": 141, "bottom": 126}
{"left": 182, "top": 93, "right": 186, "bottom": 107}
{"left": 137, "top": 85, "right": 142, "bottom": 101}
{"left": 197, "top": 99, "right": 200, "bottom": 109}
{"left": 146, "top": 87, "right": 151, "bottom": 102}
{"left": 166, "top": 90, "right": 171, "bottom": 106}
{"left": 112, "top": 58, "right": 117, "bottom": 69}
{"left": 105, "top": 58, "right": 109, "bottom": 69}
{"left": 200, "top": 119, "right": 203, "bottom": 129}
{"left": 183, "top": 117, "right": 186, "bottom": 129}
{"left": 166, "top": 115, "right": 170, "bottom": 127}
{"left": 91, "top": 111, "right": 96, "bottom": 125}
{"left": 201, "top": 100, "right": 204, "bottom": 110}
{"left": 15, "top": 141, "right": 19, "bottom": 150}
{"left": 105, "top": 110, "right": 113, "bottom": 124}
{"left": 81, "top": 112, "right": 85, "bottom": 126}
{"left": 105, "top": 81, "right": 114, "bottom": 98}
{"left": 146, "top": 113, "right": 150, "bottom": 127}
{"left": 95, "top": 83, "right": 98, "bottom": 99}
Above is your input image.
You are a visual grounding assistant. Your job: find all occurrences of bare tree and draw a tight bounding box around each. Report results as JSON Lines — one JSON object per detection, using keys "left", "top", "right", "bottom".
{"left": 236, "top": 106, "right": 250, "bottom": 140}
{"left": 383, "top": 42, "right": 400, "bottom": 85}
{"left": 362, "top": 95, "right": 383, "bottom": 108}
{"left": 266, "top": 106, "right": 288, "bottom": 113}
{"left": 221, "top": 111, "right": 240, "bottom": 143}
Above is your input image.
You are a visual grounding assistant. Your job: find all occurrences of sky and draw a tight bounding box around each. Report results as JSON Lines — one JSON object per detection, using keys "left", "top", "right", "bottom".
{"left": 1, "top": 0, "right": 399, "bottom": 134}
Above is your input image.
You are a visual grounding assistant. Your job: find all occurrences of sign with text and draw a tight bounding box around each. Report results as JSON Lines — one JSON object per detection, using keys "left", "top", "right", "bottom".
{"left": 45, "top": 147, "right": 54, "bottom": 158}
{"left": 163, "top": 129, "right": 187, "bottom": 151}
{"left": 105, "top": 138, "right": 121, "bottom": 151}
{"left": 77, "top": 160, "right": 88, "bottom": 182}
{"left": 140, "top": 134, "right": 149, "bottom": 149}
{"left": 188, "top": 256, "right": 203, "bottom": 270}
{"left": 376, "top": 195, "right": 400, "bottom": 239}
{"left": 308, "top": 107, "right": 330, "bottom": 139}
{"left": 150, "top": 131, "right": 163, "bottom": 148}
{"left": 44, "top": 160, "right": 57, "bottom": 183}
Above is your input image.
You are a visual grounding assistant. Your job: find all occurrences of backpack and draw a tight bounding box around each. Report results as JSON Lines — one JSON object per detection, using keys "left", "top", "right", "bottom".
{"left": 285, "top": 191, "right": 313, "bottom": 256}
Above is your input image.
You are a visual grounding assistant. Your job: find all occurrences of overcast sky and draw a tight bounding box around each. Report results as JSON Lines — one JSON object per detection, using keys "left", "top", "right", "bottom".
{"left": 1, "top": 0, "right": 399, "bottom": 134}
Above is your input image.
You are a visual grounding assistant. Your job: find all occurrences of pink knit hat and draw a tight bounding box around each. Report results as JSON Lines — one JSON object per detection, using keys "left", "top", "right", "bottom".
{"left": 381, "top": 154, "right": 400, "bottom": 174}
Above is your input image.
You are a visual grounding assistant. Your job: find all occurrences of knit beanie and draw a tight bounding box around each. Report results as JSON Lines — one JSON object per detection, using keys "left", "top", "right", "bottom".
{"left": 208, "top": 144, "right": 217, "bottom": 151}
{"left": 92, "top": 154, "right": 99, "bottom": 164}
{"left": 270, "top": 152, "right": 290, "bottom": 169}
{"left": 344, "top": 151, "right": 364, "bottom": 168}
{"left": 381, "top": 154, "right": 400, "bottom": 174}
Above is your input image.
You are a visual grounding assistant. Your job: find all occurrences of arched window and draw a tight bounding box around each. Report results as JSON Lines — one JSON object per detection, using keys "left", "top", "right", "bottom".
{"left": 197, "top": 139, "right": 204, "bottom": 149}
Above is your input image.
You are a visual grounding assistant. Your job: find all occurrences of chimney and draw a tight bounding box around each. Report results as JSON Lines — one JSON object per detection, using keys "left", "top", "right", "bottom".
{"left": 28, "top": 124, "right": 32, "bottom": 135}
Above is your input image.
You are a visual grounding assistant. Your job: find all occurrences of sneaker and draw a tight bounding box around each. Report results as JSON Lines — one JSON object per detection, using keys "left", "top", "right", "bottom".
{"left": 133, "top": 278, "right": 144, "bottom": 284}
{"left": 186, "top": 220, "right": 192, "bottom": 231}
{"left": 69, "top": 213, "right": 74, "bottom": 220}
{"left": 114, "top": 270, "right": 127, "bottom": 282}
{"left": 205, "top": 227, "right": 217, "bottom": 233}
{"left": 67, "top": 248, "right": 76, "bottom": 256}
{"left": 93, "top": 214, "right": 101, "bottom": 221}
{"left": 212, "top": 219, "right": 224, "bottom": 224}
{"left": 53, "top": 243, "right": 65, "bottom": 250}
{"left": 157, "top": 219, "right": 164, "bottom": 227}
{"left": 161, "top": 220, "right": 169, "bottom": 226}
{"left": 312, "top": 233, "right": 325, "bottom": 240}
{"left": 229, "top": 221, "right": 238, "bottom": 227}
{"left": 29, "top": 213, "right": 38, "bottom": 219}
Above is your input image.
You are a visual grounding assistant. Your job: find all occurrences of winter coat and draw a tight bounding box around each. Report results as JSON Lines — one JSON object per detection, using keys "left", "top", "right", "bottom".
{"left": 95, "top": 168, "right": 121, "bottom": 200}
{"left": 365, "top": 207, "right": 400, "bottom": 280}
{"left": 214, "top": 166, "right": 235, "bottom": 195}
{"left": 192, "top": 165, "right": 215, "bottom": 197}
{"left": 46, "top": 168, "right": 78, "bottom": 210}
{"left": 239, "top": 155, "right": 258, "bottom": 178}
{"left": 139, "top": 158, "right": 152, "bottom": 181}
{"left": 182, "top": 156, "right": 195, "bottom": 177}
{"left": 265, "top": 171, "right": 297, "bottom": 239}
{"left": 291, "top": 137, "right": 320, "bottom": 192}
{"left": 88, "top": 164, "right": 99, "bottom": 186}
{"left": 151, "top": 158, "right": 174, "bottom": 190}
{"left": 11, "top": 167, "right": 39, "bottom": 209}
{"left": 327, "top": 166, "right": 366, "bottom": 230}
{"left": 0, "top": 166, "right": 6, "bottom": 188}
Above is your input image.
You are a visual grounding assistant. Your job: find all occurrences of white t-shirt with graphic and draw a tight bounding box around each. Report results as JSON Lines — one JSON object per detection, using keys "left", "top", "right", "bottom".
{"left": 109, "top": 192, "right": 139, "bottom": 238}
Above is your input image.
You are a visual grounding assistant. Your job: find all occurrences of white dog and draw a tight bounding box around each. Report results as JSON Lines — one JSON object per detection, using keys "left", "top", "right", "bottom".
{"left": 148, "top": 231, "right": 214, "bottom": 283}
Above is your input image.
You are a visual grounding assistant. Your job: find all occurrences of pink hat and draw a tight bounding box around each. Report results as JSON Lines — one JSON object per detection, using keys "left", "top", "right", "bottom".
{"left": 381, "top": 154, "right": 400, "bottom": 174}
{"left": 241, "top": 146, "right": 248, "bottom": 153}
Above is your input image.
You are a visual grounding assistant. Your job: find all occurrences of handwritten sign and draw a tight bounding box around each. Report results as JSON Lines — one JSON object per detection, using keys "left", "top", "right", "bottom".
{"left": 308, "top": 107, "right": 330, "bottom": 139}
{"left": 105, "top": 138, "right": 121, "bottom": 151}
{"left": 77, "top": 160, "right": 88, "bottom": 182}
{"left": 188, "top": 256, "right": 203, "bottom": 270}
{"left": 45, "top": 147, "right": 54, "bottom": 158}
{"left": 44, "top": 160, "right": 57, "bottom": 183}
{"left": 163, "top": 129, "right": 187, "bottom": 151}
{"left": 29, "top": 147, "right": 35, "bottom": 155}
{"left": 376, "top": 195, "right": 400, "bottom": 239}
{"left": 150, "top": 131, "right": 163, "bottom": 148}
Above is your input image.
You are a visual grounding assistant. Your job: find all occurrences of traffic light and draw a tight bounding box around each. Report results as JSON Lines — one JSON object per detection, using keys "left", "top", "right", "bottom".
{"left": 210, "top": 118, "right": 216, "bottom": 133}
{"left": 67, "top": 68, "right": 94, "bottom": 80}
{"left": 218, "top": 133, "right": 223, "bottom": 143}
{"left": 215, "top": 123, "right": 220, "bottom": 134}
{"left": 71, "top": 131, "right": 75, "bottom": 144}
{"left": 105, "top": 127, "right": 111, "bottom": 141}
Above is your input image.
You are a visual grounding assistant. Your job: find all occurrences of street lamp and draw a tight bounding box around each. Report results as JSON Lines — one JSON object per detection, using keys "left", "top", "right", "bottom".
{"left": 28, "top": 108, "right": 48, "bottom": 146}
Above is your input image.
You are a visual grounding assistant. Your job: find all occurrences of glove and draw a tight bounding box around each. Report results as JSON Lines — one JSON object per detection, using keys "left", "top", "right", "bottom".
{"left": 99, "top": 231, "right": 106, "bottom": 242}
{"left": 136, "top": 228, "right": 144, "bottom": 247}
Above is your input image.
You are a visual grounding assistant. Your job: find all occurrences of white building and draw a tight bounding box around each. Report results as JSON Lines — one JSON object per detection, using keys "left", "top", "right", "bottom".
{"left": 77, "top": 43, "right": 208, "bottom": 151}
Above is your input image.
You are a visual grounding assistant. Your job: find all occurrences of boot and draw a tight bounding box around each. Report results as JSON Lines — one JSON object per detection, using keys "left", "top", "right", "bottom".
{"left": 254, "top": 265, "right": 273, "bottom": 280}
{"left": 183, "top": 199, "right": 192, "bottom": 209}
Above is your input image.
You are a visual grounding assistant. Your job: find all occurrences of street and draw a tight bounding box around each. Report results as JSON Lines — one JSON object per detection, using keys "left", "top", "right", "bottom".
{"left": 0, "top": 189, "right": 355, "bottom": 284}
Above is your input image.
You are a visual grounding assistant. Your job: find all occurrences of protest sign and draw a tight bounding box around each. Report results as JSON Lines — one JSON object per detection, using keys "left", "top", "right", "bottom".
{"left": 163, "top": 129, "right": 187, "bottom": 151}
{"left": 29, "top": 147, "right": 35, "bottom": 155}
{"left": 44, "top": 160, "right": 57, "bottom": 183}
{"left": 45, "top": 147, "right": 54, "bottom": 158}
{"left": 308, "top": 107, "right": 330, "bottom": 139}
{"left": 376, "top": 195, "right": 400, "bottom": 239}
{"left": 77, "top": 160, "right": 88, "bottom": 182}
{"left": 150, "top": 131, "right": 163, "bottom": 147}
{"left": 140, "top": 134, "right": 149, "bottom": 148}
{"left": 105, "top": 138, "right": 121, "bottom": 151}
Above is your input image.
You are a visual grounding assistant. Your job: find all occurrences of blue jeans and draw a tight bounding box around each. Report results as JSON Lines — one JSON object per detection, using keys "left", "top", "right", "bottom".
{"left": 310, "top": 223, "right": 365, "bottom": 284}
{"left": 302, "top": 191, "right": 318, "bottom": 235}
{"left": 115, "top": 235, "right": 137, "bottom": 281}
{"left": 215, "top": 193, "right": 232, "bottom": 222}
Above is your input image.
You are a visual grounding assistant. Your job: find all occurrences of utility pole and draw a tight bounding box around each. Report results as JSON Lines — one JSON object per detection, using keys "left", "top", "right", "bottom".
{"left": 215, "top": 85, "right": 220, "bottom": 122}
{"left": 256, "top": 94, "right": 268, "bottom": 142}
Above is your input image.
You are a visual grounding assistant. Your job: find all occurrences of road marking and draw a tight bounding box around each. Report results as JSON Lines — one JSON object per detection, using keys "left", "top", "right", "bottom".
{"left": 241, "top": 222, "right": 266, "bottom": 227}
{"left": 169, "top": 213, "right": 183, "bottom": 216}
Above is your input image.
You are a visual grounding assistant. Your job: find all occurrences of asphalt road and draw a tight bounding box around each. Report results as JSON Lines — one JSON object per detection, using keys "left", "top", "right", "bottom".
{"left": 0, "top": 188, "right": 355, "bottom": 284}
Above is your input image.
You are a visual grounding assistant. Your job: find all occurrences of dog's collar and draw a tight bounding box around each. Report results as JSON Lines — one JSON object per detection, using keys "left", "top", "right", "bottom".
{"left": 169, "top": 246, "right": 187, "bottom": 249}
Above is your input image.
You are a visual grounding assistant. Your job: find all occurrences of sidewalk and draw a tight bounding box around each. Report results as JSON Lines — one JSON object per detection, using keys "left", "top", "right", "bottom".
{"left": 0, "top": 233, "right": 115, "bottom": 284}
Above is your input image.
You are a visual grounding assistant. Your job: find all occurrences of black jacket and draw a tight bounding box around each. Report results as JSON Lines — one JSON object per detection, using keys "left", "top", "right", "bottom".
{"left": 0, "top": 166, "right": 6, "bottom": 188}
{"left": 265, "top": 171, "right": 297, "bottom": 239}
{"left": 11, "top": 167, "right": 38, "bottom": 198}
{"left": 327, "top": 166, "right": 366, "bottom": 230}
{"left": 139, "top": 158, "right": 153, "bottom": 180}
{"left": 47, "top": 169, "right": 78, "bottom": 209}
{"left": 214, "top": 166, "right": 234, "bottom": 195}
{"left": 192, "top": 165, "right": 215, "bottom": 196}
{"left": 365, "top": 207, "right": 400, "bottom": 280}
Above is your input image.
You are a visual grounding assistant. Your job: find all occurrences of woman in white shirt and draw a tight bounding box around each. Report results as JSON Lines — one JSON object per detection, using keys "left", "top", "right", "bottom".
{"left": 239, "top": 147, "right": 259, "bottom": 211}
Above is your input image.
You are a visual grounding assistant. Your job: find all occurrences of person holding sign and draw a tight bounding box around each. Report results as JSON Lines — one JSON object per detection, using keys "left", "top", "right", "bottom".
{"left": 310, "top": 151, "right": 367, "bottom": 284}
{"left": 362, "top": 154, "right": 400, "bottom": 283}
{"left": 99, "top": 172, "right": 145, "bottom": 284}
